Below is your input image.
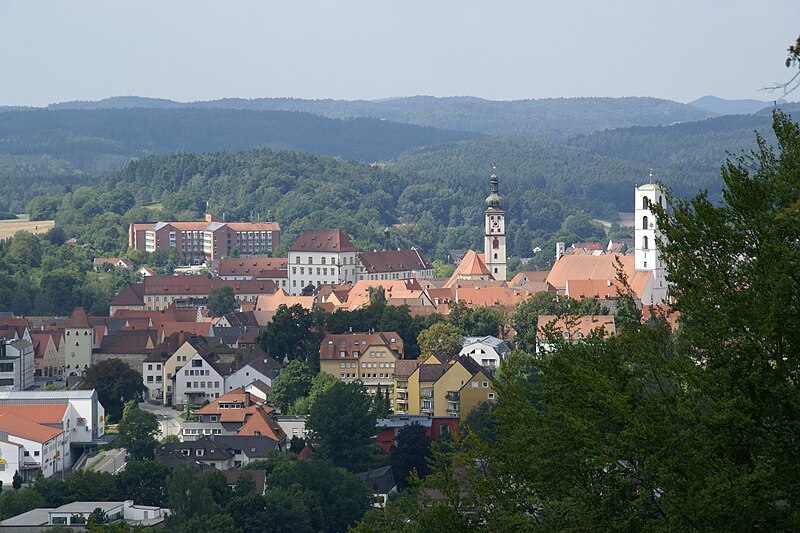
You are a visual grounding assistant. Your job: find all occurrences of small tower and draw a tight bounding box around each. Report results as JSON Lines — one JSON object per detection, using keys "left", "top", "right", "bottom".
{"left": 484, "top": 167, "right": 507, "bottom": 281}
{"left": 65, "top": 307, "right": 93, "bottom": 377}
{"left": 634, "top": 174, "right": 667, "bottom": 304}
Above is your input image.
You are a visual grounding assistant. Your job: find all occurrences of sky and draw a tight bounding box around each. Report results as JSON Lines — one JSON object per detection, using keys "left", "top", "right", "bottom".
{"left": 1, "top": 1, "right": 798, "bottom": 106}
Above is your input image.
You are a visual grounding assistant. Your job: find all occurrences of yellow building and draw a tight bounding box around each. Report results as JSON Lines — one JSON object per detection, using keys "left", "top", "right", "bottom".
{"left": 398, "top": 354, "right": 496, "bottom": 421}
{"left": 318, "top": 332, "right": 403, "bottom": 393}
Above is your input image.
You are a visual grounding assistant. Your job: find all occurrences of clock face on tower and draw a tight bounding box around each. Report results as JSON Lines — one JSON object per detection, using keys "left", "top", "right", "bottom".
{"left": 491, "top": 220, "right": 499, "bottom": 229}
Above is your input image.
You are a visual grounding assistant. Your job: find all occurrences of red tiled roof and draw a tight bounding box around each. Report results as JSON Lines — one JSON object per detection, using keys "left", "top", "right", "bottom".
{"left": 110, "top": 284, "right": 146, "bottom": 306}
{"left": 142, "top": 277, "right": 277, "bottom": 296}
{"left": 217, "top": 258, "right": 288, "bottom": 279}
{"left": 358, "top": 248, "right": 432, "bottom": 274}
{"left": 66, "top": 307, "right": 90, "bottom": 328}
{"left": 445, "top": 250, "right": 492, "bottom": 288}
{"left": 289, "top": 229, "right": 357, "bottom": 253}
{"left": 237, "top": 407, "right": 285, "bottom": 442}
{"left": 537, "top": 314, "right": 617, "bottom": 339}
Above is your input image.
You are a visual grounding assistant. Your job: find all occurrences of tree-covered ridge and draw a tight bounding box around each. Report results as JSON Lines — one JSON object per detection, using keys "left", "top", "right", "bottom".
{"left": 0, "top": 107, "right": 480, "bottom": 171}
{"left": 95, "top": 147, "right": 607, "bottom": 261}
{"left": 32, "top": 95, "right": 715, "bottom": 140}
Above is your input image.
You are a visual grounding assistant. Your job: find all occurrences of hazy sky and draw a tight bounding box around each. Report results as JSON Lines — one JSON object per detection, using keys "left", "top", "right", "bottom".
{"left": 1, "top": 1, "right": 798, "bottom": 106}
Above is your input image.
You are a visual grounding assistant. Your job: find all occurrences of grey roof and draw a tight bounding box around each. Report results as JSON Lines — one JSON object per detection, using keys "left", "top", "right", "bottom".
{"left": 0, "top": 508, "right": 53, "bottom": 526}
{"left": 0, "top": 390, "right": 96, "bottom": 400}
{"left": 462, "top": 335, "right": 511, "bottom": 355}
{"left": 376, "top": 415, "right": 433, "bottom": 429}
{"left": 151, "top": 222, "right": 170, "bottom": 231}
{"left": 357, "top": 465, "right": 396, "bottom": 494}
{"left": 51, "top": 501, "right": 123, "bottom": 513}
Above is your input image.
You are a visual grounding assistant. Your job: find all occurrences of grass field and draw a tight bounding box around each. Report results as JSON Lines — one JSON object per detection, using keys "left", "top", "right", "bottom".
{"left": 0, "top": 215, "right": 55, "bottom": 240}
{"left": 618, "top": 212, "right": 635, "bottom": 228}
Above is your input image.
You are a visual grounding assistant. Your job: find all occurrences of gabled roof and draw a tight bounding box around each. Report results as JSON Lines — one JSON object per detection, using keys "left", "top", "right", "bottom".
{"left": 462, "top": 336, "right": 511, "bottom": 355}
{"left": 445, "top": 250, "right": 492, "bottom": 288}
{"left": 144, "top": 332, "right": 212, "bottom": 363}
{"left": 237, "top": 407, "right": 285, "bottom": 442}
{"left": 546, "top": 253, "right": 631, "bottom": 291}
{"left": 509, "top": 270, "right": 550, "bottom": 287}
{"left": 65, "top": 307, "right": 90, "bottom": 329}
{"left": 142, "top": 277, "right": 277, "bottom": 296}
{"left": 110, "top": 283, "right": 145, "bottom": 307}
{"left": 358, "top": 248, "right": 432, "bottom": 274}
{"left": 393, "top": 360, "right": 421, "bottom": 380}
{"left": 96, "top": 330, "right": 157, "bottom": 355}
{"left": 289, "top": 229, "right": 358, "bottom": 253}
{"left": 238, "top": 349, "right": 282, "bottom": 380}
{"left": 415, "top": 363, "right": 449, "bottom": 383}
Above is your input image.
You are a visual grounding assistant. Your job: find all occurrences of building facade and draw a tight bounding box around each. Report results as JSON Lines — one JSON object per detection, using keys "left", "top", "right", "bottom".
{"left": 287, "top": 229, "right": 359, "bottom": 295}
{"left": 129, "top": 214, "right": 280, "bottom": 264}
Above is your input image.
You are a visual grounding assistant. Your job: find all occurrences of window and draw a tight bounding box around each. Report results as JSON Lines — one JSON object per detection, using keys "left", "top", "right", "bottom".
{"left": 643, "top": 236, "right": 649, "bottom": 250}
{"left": 192, "top": 359, "right": 203, "bottom": 367}
{"left": 472, "top": 381, "right": 478, "bottom": 388}
{"left": 147, "top": 364, "right": 153, "bottom": 371}
{"left": 295, "top": 256, "right": 300, "bottom": 264}
{"left": 488, "top": 393, "right": 495, "bottom": 400}
{"left": 642, "top": 215, "right": 649, "bottom": 229}
{"left": 482, "top": 381, "right": 489, "bottom": 388}
{"left": 643, "top": 196, "right": 650, "bottom": 209}
{"left": 210, "top": 415, "right": 218, "bottom": 422}
{"left": 321, "top": 257, "right": 326, "bottom": 264}
{"left": 196, "top": 449, "right": 204, "bottom": 457}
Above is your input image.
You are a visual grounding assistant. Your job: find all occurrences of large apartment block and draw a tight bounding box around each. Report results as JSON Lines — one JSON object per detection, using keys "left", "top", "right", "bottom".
{"left": 129, "top": 214, "right": 280, "bottom": 263}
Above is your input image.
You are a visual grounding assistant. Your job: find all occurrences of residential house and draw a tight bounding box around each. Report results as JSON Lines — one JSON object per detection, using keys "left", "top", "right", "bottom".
{"left": 31, "top": 331, "right": 64, "bottom": 378}
{"left": 357, "top": 466, "right": 398, "bottom": 507}
{"left": 287, "top": 229, "right": 359, "bottom": 295}
{"left": 459, "top": 336, "right": 511, "bottom": 369}
{"left": 319, "top": 332, "right": 403, "bottom": 393}
{"left": 157, "top": 434, "right": 282, "bottom": 470}
{"left": 172, "top": 349, "right": 230, "bottom": 407}
{"left": 93, "top": 257, "right": 133, "bottom": 271}
{"left": 224, "top": 349, "right": 282, "bottom": 392}
{"left": 143, "top": 333, "right": 211, "bottom": 403}
{"left": 391, "top": 360, "right": 420, "bottom": 415}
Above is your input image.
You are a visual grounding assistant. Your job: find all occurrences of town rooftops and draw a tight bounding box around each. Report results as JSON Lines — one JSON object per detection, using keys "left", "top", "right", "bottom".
{"left": 289, "top": 229, "right": 358, "bottom": 253}
{"left": 445, "top": 250, "right": 492, "bottom": 288}
{"left": 358, "top": 248, "right": 432, "bottom": 274}
{"left": 537, "top": 314, "right": 617, "bottom": 339}
{"left": 142, "top": 276, "right": 277, "bottom": 295}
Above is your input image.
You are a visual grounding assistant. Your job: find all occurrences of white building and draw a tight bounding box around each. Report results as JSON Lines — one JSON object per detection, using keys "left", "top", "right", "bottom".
{"left": 224, "top": 356, "right": 281, "bottom": 392}
{"left": 635, "top": 180, "right": 668, "bottom": 305}
{"left": 0, "top": 500, "right": 168, "bottom": 529}
{"left": 484, "top": 168, "right": 507, "bottom": 282}
{"left": 0, "top": 390, "right": 106, "bottom": 446}
{"left": 0, "top": 339, "right": 34, "bottom": 391}
{"left": 172, "top": 351, "right": 226, "bottom": 407}
{"left": 459, "top": 336, "right": 511, "bottom": 369}
{"left": 287, "top": 229, "right": 359, "bottom": 295}
{"left": 0, "top": 411, "right": 67, "bottom": 484}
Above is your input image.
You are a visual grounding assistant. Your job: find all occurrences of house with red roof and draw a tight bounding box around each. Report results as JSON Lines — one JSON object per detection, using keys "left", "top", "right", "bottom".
{"left": 287, "top": 229, "right": 359, "bottom": 295}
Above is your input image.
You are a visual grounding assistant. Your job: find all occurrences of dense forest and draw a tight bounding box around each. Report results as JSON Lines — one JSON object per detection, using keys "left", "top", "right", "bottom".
{"left": 27, "top": 95, "right": 716, "bottom": 140}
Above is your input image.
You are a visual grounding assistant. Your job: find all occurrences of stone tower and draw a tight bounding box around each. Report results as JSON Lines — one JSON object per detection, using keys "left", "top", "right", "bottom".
{"left": 484, "top": 167, "right": 507, "bottom": 281}
{"left": 634, "top": 178, "right": 668, "bottom": 304}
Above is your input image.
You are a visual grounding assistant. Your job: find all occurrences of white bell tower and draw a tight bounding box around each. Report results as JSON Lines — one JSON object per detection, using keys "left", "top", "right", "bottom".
{"left": 484, "top": 167, "right": 507, "bottom": 281}
{"left": 635, "top": 175, "right": 667, "bottom": 304}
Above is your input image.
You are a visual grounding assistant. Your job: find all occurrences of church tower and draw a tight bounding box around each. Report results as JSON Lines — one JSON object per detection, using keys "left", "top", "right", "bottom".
{"left": 634, "top": 176, "right": 668, "bottom": 304}
{"left": 484, "top": 167, "right": 507, "bottom": 281}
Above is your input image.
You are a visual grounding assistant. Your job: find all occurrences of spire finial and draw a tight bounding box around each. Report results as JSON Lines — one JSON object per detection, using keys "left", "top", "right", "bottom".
{"left": 648, "top": 168, "right": 654, "bottom": 183}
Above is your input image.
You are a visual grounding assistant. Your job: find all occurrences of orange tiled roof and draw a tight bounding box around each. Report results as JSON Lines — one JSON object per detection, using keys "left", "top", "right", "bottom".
{"left": 546, "top": 254, "right": 632, "bottom": 290}
{"left": 217, "top": 258, "right": 288, "bottom": 279}
{"left": 0, "top": 404, "right": 68, "bottom": 424}
{"left": 0, "top": 412, "right": 63, "bottom": 443}
{"left": 237, "top": 407, "right": 285, "bottom": 442}
{"left": 255, "top": 290, "right": 315, "bottom": 313}
{"left": 445, "top": 250, "right": 492, "bottom": 288}
{"left": 66, "top": 307, "right": 90, "bottom": 328}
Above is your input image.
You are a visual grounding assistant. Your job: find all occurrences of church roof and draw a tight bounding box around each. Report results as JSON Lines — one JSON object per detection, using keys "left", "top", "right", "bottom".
{"left": 445, "top": 250, "right": 492, "bottom": 288}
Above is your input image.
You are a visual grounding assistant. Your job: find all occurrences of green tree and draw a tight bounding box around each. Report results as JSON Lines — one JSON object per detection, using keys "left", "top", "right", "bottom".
{"left": 432, "top": 259, "right": 455, "bottom": 278}
{"left": 80, "top": 359, "right": 145, "bottom": 422}
{"left": 271, "top": 359, "right": 313, "bottom": 413}
{"left": 12, "top": 470, "right": 22, "bottom": 490}
{"left": 258, "top": 304, "right": 324, "bottom": 369}
{"left": 290, "top": 370, "right": 338, "bottom": 415}
{"left": 268, "top": 459, "right": 372, "bottom": 533}
{"left": 307, "top": 381, "right": 376, "bottom": 470}
{"left": 207, "top": 285, "right": 236, "bottom": 317}
{"left": 117, "top": 401, "right": 159, "bottom": 461}
{"left": 165, "top": 468, "right": 221, "bottom": 529}
{"left": 390, "top": 422, "right": 433, "bottom": 489}
{"left": 416, "top": 322, "right": 463, "bottom": 360}
{"left": 114, "top": 460, "right": 169, "bottom": 506}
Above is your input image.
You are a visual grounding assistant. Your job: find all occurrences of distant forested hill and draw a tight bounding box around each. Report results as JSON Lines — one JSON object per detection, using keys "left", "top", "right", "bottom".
{"left": 391, "top": 136, "right": 720, "bottom": 213}
{"left": 564, "top": 111, "right": 800, "bottom": 192}
{"left": 36, "top": 95, "right": 714, "bottom": 140}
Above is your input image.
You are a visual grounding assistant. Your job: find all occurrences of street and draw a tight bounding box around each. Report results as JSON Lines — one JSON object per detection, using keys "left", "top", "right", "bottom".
{"left": 86, "top": 448, "right": 127, "bottom": 474}
{"left": 139, "top": 402, "right": 184, "bottom": 438}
